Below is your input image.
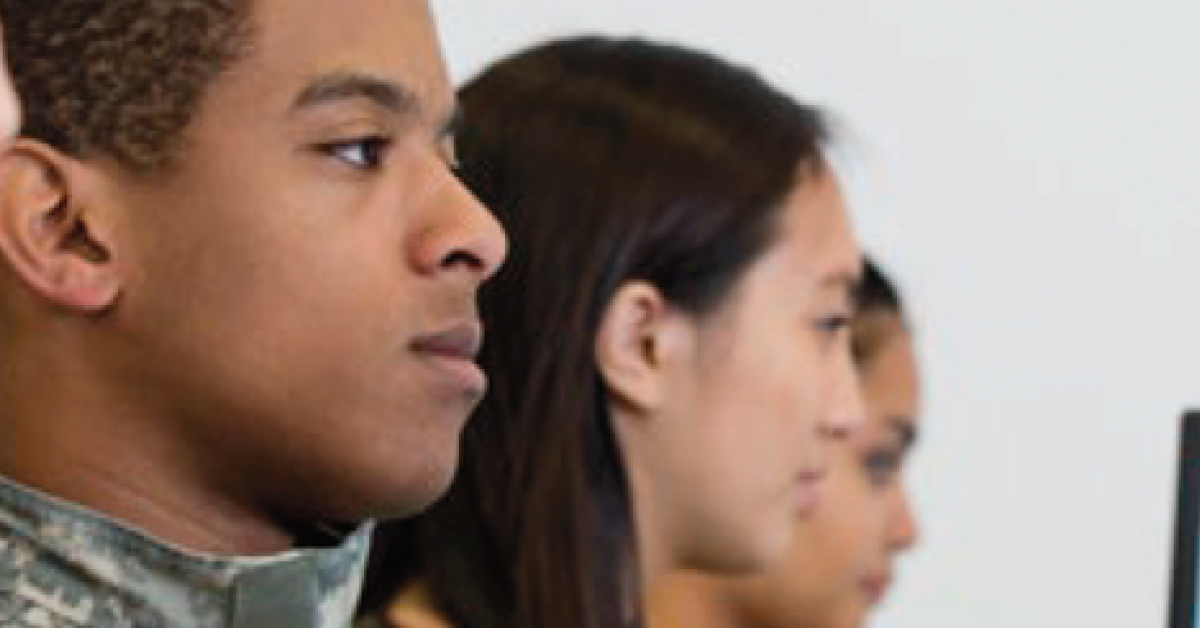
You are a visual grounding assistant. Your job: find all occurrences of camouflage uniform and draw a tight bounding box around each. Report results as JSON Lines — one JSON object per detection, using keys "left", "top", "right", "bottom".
{"left": 0, "top": 476, "right": 370, "bottom": 627}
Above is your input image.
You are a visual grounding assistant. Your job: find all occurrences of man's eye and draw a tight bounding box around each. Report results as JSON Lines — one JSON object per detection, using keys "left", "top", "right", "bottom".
{"left": 321, "top": 137, "right": 390, "bottom": 169}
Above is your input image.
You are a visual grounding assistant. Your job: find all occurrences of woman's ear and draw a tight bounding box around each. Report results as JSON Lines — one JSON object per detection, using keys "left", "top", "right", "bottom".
{"left": 0, "top": 139, "right": 121, "bottom": 313}
{"left": 594, "top": 281, "right": 696, "bottom": 416}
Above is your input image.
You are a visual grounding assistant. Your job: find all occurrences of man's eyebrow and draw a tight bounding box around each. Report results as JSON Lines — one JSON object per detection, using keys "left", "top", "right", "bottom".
{"left": 291, "top": 72, "right": 419, "bottom": 117}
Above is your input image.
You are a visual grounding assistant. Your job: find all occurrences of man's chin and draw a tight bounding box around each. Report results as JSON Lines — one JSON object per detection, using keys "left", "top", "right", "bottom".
{"left": 366, "top": 458, "right": 462, "bottom": 522}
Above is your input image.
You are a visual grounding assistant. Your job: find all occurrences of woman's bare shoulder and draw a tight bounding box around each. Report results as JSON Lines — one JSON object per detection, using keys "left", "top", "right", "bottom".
{"left": 377, "top": 581, "right": 457, "bottom": 628}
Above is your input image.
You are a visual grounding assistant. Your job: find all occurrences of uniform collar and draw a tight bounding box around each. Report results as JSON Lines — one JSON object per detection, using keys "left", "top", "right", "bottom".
{"left": 0, "top": 474, "right": 371, "bottom": 627}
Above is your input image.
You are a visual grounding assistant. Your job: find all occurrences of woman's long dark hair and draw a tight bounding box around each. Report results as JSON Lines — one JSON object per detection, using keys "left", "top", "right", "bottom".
{"left": 360, "top": 36, "right": 832, "bottom": 628}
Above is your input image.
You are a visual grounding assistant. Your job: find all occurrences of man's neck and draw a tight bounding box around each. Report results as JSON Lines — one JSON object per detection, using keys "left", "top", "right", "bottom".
{"left": 0, "top": 434, "right": 295, "bottom": 555}
{"left": 0, "top": 350, "right": 295, "bottom": 556}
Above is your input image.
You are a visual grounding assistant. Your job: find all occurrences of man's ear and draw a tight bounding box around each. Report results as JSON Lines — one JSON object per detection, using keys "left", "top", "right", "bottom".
{"left": 594, "top": 281, "right": 696, "bottom": 415}
{"left": 0, "top": 140, "right": 121, "bottom": 313}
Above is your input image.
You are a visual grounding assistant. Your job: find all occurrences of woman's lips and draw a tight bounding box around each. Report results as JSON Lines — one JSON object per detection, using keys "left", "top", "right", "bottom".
{"left": 794, "top": 467, "right": 826, "bottom": 513}
{"left": 861, "top": 572, "right": 893, "bottom": 606}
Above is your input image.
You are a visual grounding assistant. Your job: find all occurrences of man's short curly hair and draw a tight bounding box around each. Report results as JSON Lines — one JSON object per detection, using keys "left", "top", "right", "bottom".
{"left": 0, "top": 0, "right": 253, "bottom": 170}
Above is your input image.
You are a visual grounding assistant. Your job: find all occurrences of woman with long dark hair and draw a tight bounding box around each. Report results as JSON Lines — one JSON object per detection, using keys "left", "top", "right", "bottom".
{"left": 359, "top": 36, "right": 864, "bottom": 628}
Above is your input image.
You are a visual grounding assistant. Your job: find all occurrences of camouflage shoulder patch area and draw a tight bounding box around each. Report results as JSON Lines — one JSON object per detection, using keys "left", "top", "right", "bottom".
{"left": 0, "top": 476, "right": 371, "bottom": 628}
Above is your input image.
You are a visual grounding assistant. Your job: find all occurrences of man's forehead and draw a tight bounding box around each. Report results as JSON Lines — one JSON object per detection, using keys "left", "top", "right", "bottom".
{"left": 244, "top": 0, "right": 453, "bottom": 114}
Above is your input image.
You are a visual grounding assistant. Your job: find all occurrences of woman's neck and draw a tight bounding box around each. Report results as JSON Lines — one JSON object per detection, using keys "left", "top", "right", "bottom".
{"left": 646, "top": 574, "right": 742, "bottom": 628}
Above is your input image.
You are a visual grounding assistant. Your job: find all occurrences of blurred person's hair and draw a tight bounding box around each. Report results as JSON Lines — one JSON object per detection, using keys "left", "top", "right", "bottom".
{"left": 0, "top": 0, "right": 252, "bottom": 170}
{"left": 852, "top": 257, "right": 909, "bottom": 364}
{"left": 360, "top": 35, "right": 832, "bottom": 628}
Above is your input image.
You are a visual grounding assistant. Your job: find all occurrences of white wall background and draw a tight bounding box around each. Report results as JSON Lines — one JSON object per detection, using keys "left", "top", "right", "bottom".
{"left": 431, "top": 2, "right": 1200, "bottom": 627}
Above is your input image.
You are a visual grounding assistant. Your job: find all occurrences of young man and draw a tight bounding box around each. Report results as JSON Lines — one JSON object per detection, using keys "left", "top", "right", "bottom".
{"left": 0, "top": 0, "right": 506, "bottom": 625}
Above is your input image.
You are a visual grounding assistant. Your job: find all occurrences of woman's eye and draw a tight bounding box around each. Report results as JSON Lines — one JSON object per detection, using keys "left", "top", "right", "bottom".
{"left": 321, "top": 137, "right": 390, "bottom": 169}
{"left": 816, "top": 314, "right": 852, "bottom": 337}
{"left": 862, "top": 449, "right": 903, "bottom": 486}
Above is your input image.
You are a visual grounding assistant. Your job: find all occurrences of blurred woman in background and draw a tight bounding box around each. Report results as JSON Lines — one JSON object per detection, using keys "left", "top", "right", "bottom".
{"left": 651, "top": 258, "right": 922, "bottom": 628}
{"left": 358, "top": 36, "right": 864, "bottom": 628}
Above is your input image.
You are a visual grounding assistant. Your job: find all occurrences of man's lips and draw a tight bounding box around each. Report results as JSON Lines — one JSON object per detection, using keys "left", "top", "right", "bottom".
{"left": 411, "top": 322, "right": 482, "bottom": 361}
{"left": 411, "top": 322, "right": 486, "bottom": 396}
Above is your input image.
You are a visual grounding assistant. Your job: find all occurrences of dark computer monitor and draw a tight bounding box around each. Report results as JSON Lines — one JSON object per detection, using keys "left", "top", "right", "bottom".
{"left": 1169, "top": 410, "right": 1200, "bottom": 628}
